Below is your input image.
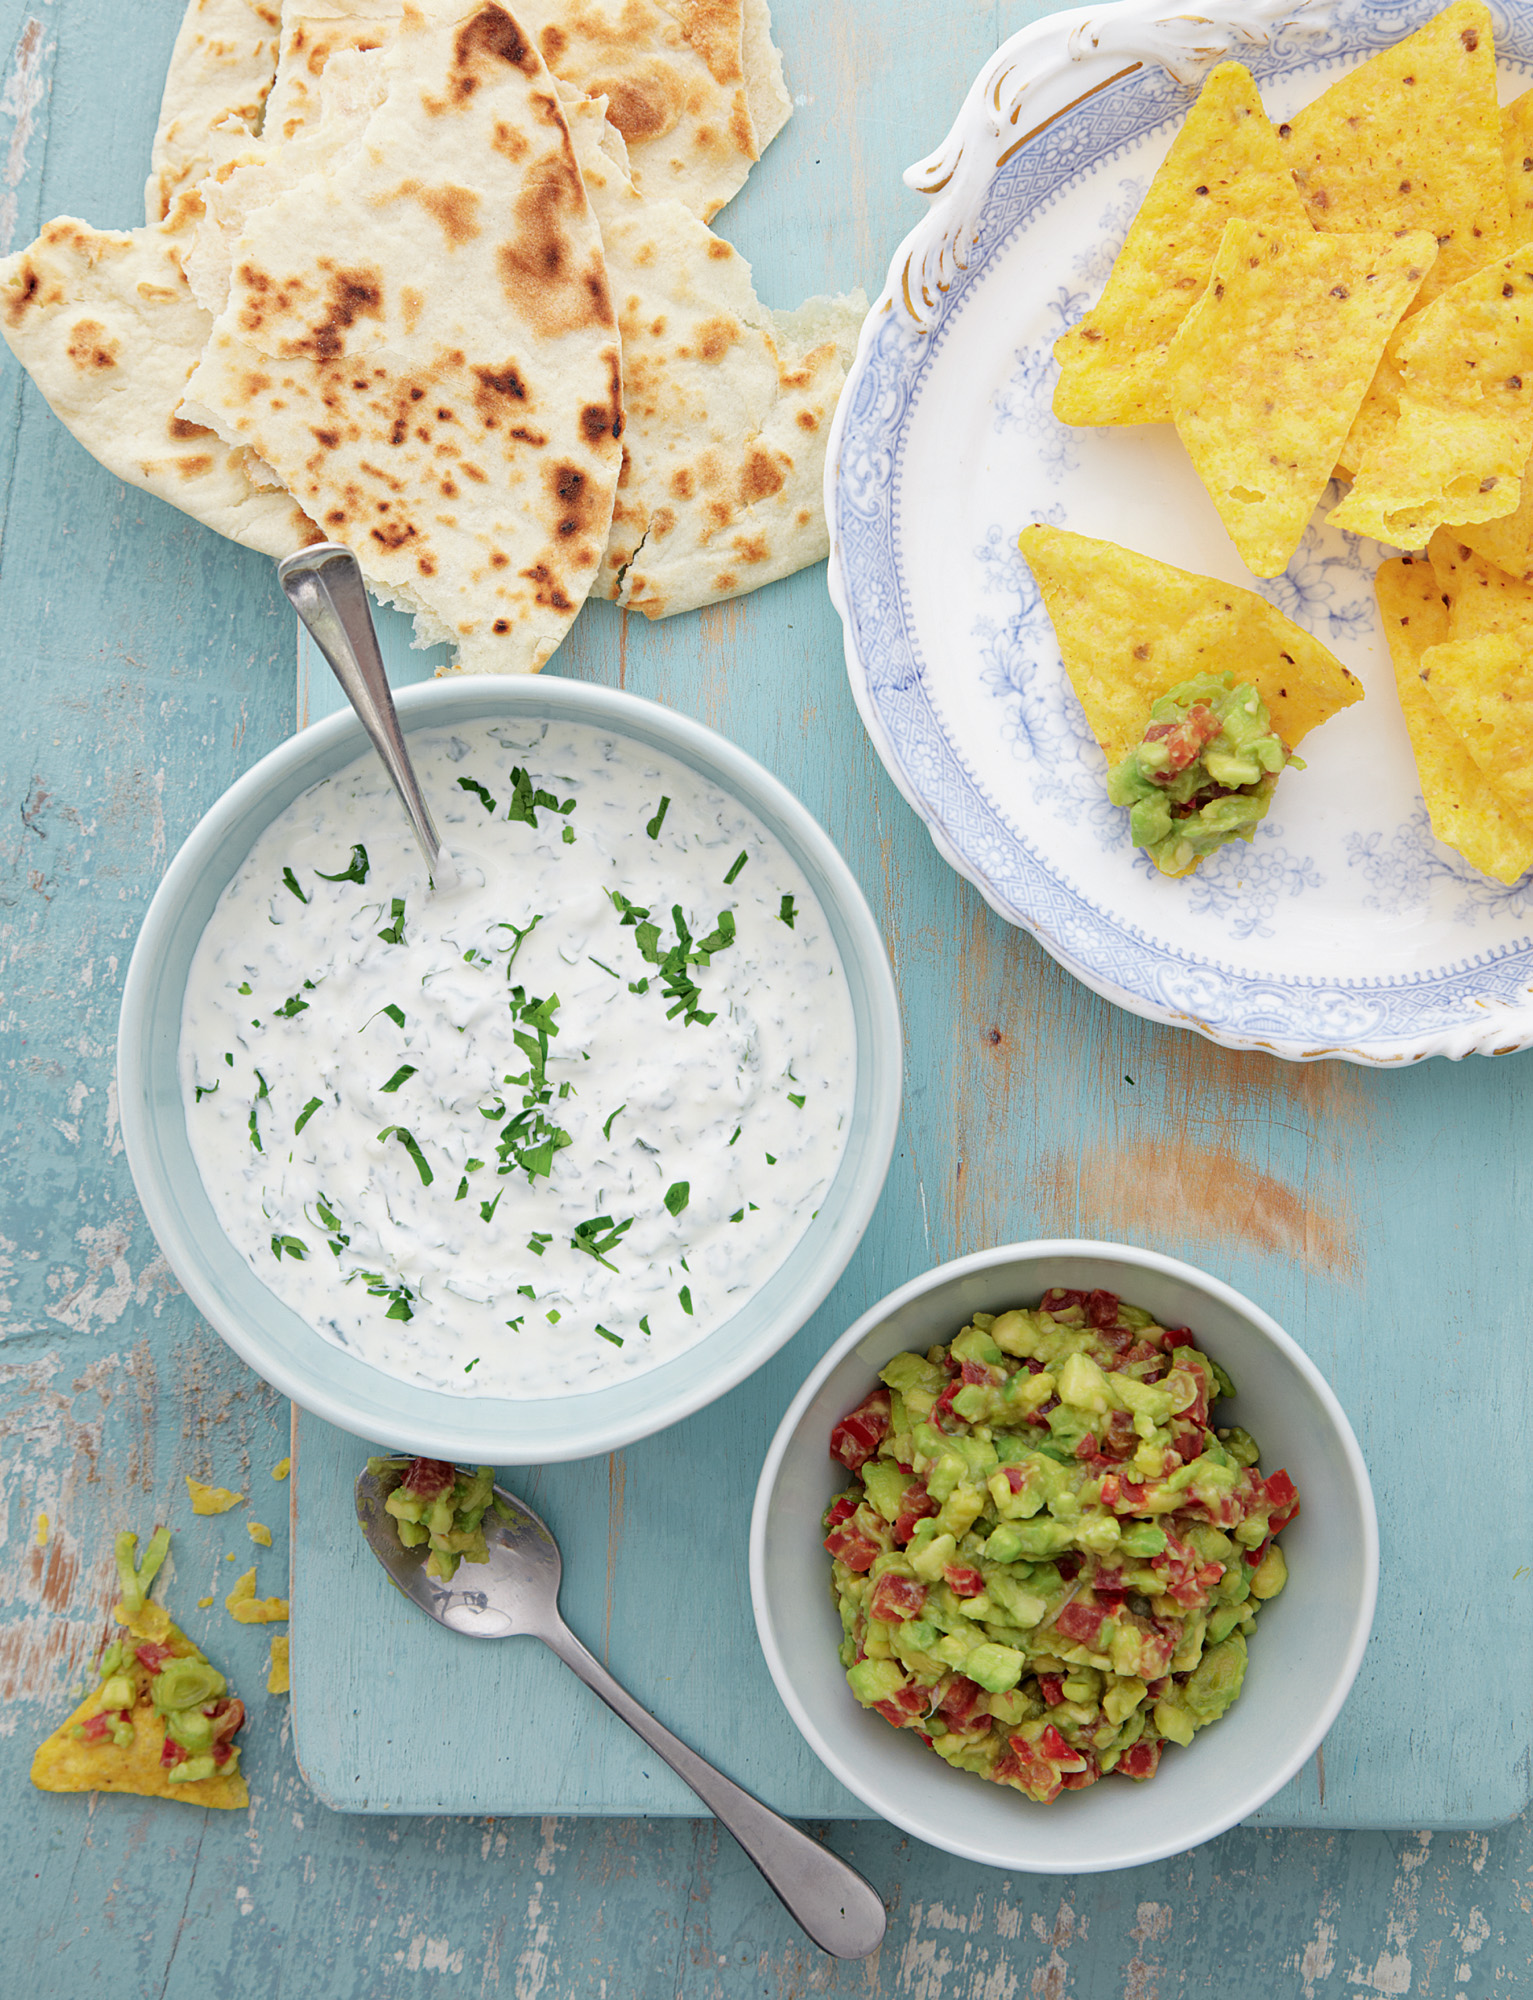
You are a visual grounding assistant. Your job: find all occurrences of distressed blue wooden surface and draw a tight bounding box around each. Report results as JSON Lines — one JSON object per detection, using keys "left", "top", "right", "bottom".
{"left": 6, "top": 0, "right": 1533, "bottom": 1992}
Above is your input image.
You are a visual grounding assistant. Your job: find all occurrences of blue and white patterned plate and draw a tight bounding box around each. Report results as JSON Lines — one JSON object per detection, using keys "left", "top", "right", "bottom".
{"left": 828, "top": 0, "right": 1533, "bottom": 1063}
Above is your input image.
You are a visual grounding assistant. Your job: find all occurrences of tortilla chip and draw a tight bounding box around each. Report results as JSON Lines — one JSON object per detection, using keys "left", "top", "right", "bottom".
{"left": 1428, "top": 529, "right": 1533, "bottom": 639}
{"left": 1376, "top": 557, "right": 1533, "bottom": 881}
{"left": 226, "top": 1567, "right": 289, "bottom": 1623}
{"left": 31, "top": 1613, "right": 248, "bottom": 1810}
{"left": 1418, "top": 633, "right": 1533, "bottom": 821}
{"left": 267, "top": 1636, "right": 291, "bottom": 1694}
{"left": 1334, "top": 356, "right": 1402, "bottom": 481}
{"left": 1053, "top": 63, "right": 1309, "bottom": 428}
{"left": 1167, "top": 222, "right": 1434, "bottom": 577}
{"left": 1447, "top": 468, "right": 1533, "bottom": 581}
{"left": 186, "top": 1475, "right": 244, "bottom": 1514}
{"left": 1278, "top": 0, "right": 1509, "bottom": 310}
{"left": 1016, "top": 524, "right": 1363, "bottom": 765}
{"left": 1328, "top": 250, "right": 1533, "bottom": 547}
{"left": 1505, "top": 87, "right": 1533, "bottom": 237}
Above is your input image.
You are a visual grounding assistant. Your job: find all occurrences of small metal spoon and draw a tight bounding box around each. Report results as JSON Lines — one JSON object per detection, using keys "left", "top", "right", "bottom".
{"left": 354, "top": 1466, "right": 887, "bottom": 1961}
{"left": 278, "top": 543, "right": 457, "bottom": 889}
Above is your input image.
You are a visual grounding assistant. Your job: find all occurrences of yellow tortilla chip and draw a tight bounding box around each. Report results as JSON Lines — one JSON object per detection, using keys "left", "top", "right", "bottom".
{"left": 1278, "top": 0, "right": 1509, "bottom": 310}
{"left": 1428, "top": 529, "right": 1533, "bottom": 639}
{"left": 1016, "top": 524, "right": 1363, "bottom": 765}
{"left": 1504, "top": 88, "right": 1533, "bottom": 236}
{"left": 226, "top": 1566, "right": 288, "bottom": 1624}
{"left": 1448, "top": 469, "right": 1533, "bottom": 582}
{"left": 1167, "top": 222, "right": 1434, "bottom": 577}
{"left": 186, "top": 1475, "right": 243, "bottom": 1515}
{"left": 1335, "top": 357, "right": 1403, "bottom": 481}
{"left": 31, "top": 1614, "right": 248, "bottom": 1809}
{"left": 1418, "top": 632, "right": 1533, "bottom": 821}
{"left": 267, "top": 1635, "right": 290, "bottom": 1695}
{"left": 1376, "top": 557, "right": 1533, "bottom": 882}
{"left": 1053, "top": 63, "right": 1309, "bottom": 427}
{"left": 1328, "top": 251, "right": 1533, "bottom": 547}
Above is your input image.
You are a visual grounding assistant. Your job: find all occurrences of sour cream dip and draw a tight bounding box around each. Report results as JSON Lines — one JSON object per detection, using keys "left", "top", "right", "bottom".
{"left": 178, "top": 717, "right": 856, "bottom": 1398}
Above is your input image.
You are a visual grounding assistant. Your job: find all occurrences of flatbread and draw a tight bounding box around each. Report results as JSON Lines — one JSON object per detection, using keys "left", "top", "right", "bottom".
{"left": 1375, "top": 555, "right": 1533, "bottom": 882}
{"left": 0, "top": 199, "right": 321, "bottom": 558}
{"left": 1053, "top": 63, "right": 1309, "bottom": 429}
{"left": 1328, "top": 250, "right": 1533, "bottom": 548}
{"left": 565, "top": 94, "right": 860, "bottom": 616}
{"left": 31, "top": 1604, "right": 248, "bottom": 1810}
{"left": 1278, "top": 0, "right": 1509, "bottom": 311}
{"left": 1016, "top": 524, "right": 1362, "bottom": 766}
{"left": 1166, "top": 221, "right": 1433, "bottom": 577}
{"left": 1418, "top": 632, "right": 1533, "bottom": 822}
{"left": 261, "top": 0, "right": 785, "bottom": 221}
{"left": 180, "top": 0, "right": 624, "bottom": 672}
{"left": 145, "top": 0, "right": 284, "bottom": 222}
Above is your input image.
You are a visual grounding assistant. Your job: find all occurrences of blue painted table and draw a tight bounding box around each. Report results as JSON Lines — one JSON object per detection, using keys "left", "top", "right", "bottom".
{"left": 6, "top": 0, "right": 1533, "bottom": 1992}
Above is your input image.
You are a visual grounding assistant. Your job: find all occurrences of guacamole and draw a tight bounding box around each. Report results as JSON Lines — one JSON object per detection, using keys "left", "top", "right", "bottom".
{"left": 824, "top": 1289, "right": 1298, "bottom": 1804}
{"left": 368, "top": 1457, "right": 508, "bottom": 1580}
{"left": 1107, "top": 673, "right": 1298, "bottom": 877}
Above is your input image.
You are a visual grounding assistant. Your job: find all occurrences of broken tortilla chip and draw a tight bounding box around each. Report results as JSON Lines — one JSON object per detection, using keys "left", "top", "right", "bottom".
{"left": 1375, "top": 556, "right": 1533, "bottom": 882}
{"left": 1278, "top": 0, "right": 1509, "bottom": 310}
{"left": 1428, "top": 529, "right": 1533, "bottom": 640}
{"left": 1505, "top": 86, "right": 1533, "bottom": 238}
{"left": 1053, "top": 62, "right": 1309, "bottom": 428}
{"left": 1418, "top": 632, "right": 1533, "bottom": 822}
{"left": 1016, "top": 524, "right": 1363, "bottom": 766}
{"left": 1167, "top": 221, "right": 1434, "bottom": 577}
{"left": 1328, "top": 250, "right": 1533, "bottom": 548}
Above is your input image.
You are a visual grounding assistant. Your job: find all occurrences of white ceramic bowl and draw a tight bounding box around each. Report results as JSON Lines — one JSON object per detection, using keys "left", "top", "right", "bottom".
{"left": 118, "top": 677, "right": 902, "bottom": 1463}
{"left": 750, "top": 1241, "right": 1377, "bottom": 1872}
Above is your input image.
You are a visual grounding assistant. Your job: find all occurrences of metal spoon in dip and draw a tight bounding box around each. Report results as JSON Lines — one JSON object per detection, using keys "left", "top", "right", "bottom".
{"left": 277, "top": 543, "right": 458, "bottom": 891}
{"left": 354, "top": 1465, "right": 887, "bottom": 1961}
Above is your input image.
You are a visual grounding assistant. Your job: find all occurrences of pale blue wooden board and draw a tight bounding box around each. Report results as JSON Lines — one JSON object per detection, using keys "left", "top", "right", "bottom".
{"left": 6, "top": 0, "right": 1533, "bottom": 1991}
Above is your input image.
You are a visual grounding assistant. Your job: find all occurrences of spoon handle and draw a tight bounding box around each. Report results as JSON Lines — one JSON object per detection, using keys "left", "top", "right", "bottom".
{"left": 539, "top": 1618, "right": 885, "bottom": 1960}
{"left": 277, "top": 543, "right": 456, "bottom": 887}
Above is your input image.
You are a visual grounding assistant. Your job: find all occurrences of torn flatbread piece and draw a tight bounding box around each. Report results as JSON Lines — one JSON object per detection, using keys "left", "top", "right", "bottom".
{"left": 1278, "top": 0, "right": 1509, "bottom": 310}
{"left": 181, "top": 1, "right": 624, "bottom": 673}
{"left": 1016, "top": 524, "right": 1362, "bottom": 767}
{"left": 1375, "top": 555, "right": 1533, "bottom": 883}
{"left": 1328, "top": 250, "right": 1533, "bottom": 548}
{"left": 565, "top": 94, "right": 861, "bottom": 617}
{"left": 1053, "top": 63, "right": 1310, "bottom": 428}
{"left": 262, "top": 0, "right": 784, "bottom": 221}
{"left": 0, "top": 201, "right": 321, "bottom": 558}
{"left": 1418, "top": 632, "right": 1533, "bottom": 823}
{"left": 146, "top": 0, "right": 284, "bottom": 222}
{"left": 1166, "top": 221, "right": 1434, "bottom": 577}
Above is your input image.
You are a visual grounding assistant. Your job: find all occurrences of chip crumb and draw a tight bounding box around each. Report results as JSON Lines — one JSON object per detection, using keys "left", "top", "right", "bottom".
{"left": 225, "top": 1567, "right": 289, "bottom": 1625}
{"left": 247, "top": 1521, "right": 273, "bottom": 1548}
{"left": 267, "top": 1635, "right": 290, "bottom": 1695}
{"left": 186, "top": 1475, "right": 244, "bottom": 1516}
{"left": 197, "top": 1596, "right": 214, "bottom": 1609}
{"left": 35, "top": 1513, "right": 48, "bottom": 1547}
{"left": 271, "top": 1457, "right": 291, "bottom": 1481}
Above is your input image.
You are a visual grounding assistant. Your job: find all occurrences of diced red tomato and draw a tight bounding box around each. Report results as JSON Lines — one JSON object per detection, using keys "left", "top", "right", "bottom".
{"left": 868, "top": 1574, "right": 928, "bottom": 1623}
{"left": 943, "top": 1565, "right": 985, "bottom": 1598}
{"left": 1170, "top": 1425, "right": 1204, "bottom": 1464}
{"left": 1054, "top": 1552, "right": 1083, "bottom": 1582}
{"left": 1098, "top": 1474, "right": 1150, "bottom": 1514}
{"left": 401, "top": 1457, "right": 457, "bottom": 1501}
{"left": 1085, "top": 1290, "right": 1123, "bottom": 1329}
{"left": 1002, "top": 1465, "right": 1029, "bottom": 1494}
{"left": 959, "top": 1358, "right": 996, "bottom": 1386}
{"left": 1053, "top": 1599, "right": 1105, "bottom": 1649}
{"left": 135, "top": 1642, "right": 175, "bottom": 1673}
{"left": 938, "top": 1676, "right": 985, "bottom": 1728}
{"left": 1117, "top": 1738, "right": 1162, "bottom": 1781}
{"left": 79, "top": 1712, "right": 114, "bottom": 1743}
{"left": 1039, "top": 1673, "right": 1064, "bottom": 1708}
{"left": 830, "top": 1389, "right": 892, "bottom": 1471}
{"left": 1026, "top": 1395, "right": 1060, "bottom": 1429}
{"left": 823, "top": 1525, "right": 880, "bottom": 1572}
{"left": 207, "top": 1698, "right": 244, "bottom": 1744}
{"left": 1039, "top": 1724, "right": 1088, "bottom": 1771}
{"left": 1264, "top": 1469, "right": 1301, "bottom": 1532}
{"left": 894, "top": 1485, "right": 938, "bottom": 1545}
{"left": 872, "top": 1683, "right": 930, "bottom": 1729}
{"left": 995, "top": 1736, "right": 1064, "bottom": 1804}
{"left": 211, "top": 1742, "right": 233, "bottom": 1766}
{"left": 931, "top": 1381, "right": 964, "bottom": 1433}
{"left": 1161, "top": 1326, "right": 1196, "bottom": 1350}
{"left": 822, "top": 1494, "right": 858, "bottom": 1532}
{"left": 1039, "top": 1287, "right": 1086, "bottom": 1316}
{"left": 1060, "top": 1749, "right": 1102, "bottom": 1791}
{"left": 160, "top": 1736, "right": 187, "bottom": 1768}
{"left": 1142, "top": 703, "right": 1222, "bottom": 776}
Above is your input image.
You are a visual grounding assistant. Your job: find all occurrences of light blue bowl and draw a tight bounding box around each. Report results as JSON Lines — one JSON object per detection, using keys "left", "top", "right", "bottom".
{"left": 118, "top": 678, "right": 903, "bottom": 1463}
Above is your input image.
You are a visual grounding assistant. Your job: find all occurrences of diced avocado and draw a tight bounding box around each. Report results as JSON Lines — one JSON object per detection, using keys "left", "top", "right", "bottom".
{"left": 910, "top": 1532, "right": 957, "bottom": 1583}
{"left": 97, "top": 1675, "right": 134, "bottom": 1712}
{"left": 880, "top": 1351, "right": 944, "bottom": 1397}
{"left": 981, "top": 1571, "right": 1047, "bottom": 1628}
{"left": 1219, "top": 1424, "right": 1261, "bottom": 1467}
{"left": 1103, "top": 1676, "right": 1147, "bottom": 1726}
{"left": 1118, "top": 1522, "right": 1167, "bottom": 1558}
{"left": 1205, "top": 1602, "right": 1245, "bottom": 1645}
{"left": 1154, "top": 1697, "right": 1196, "bottom": 1747}
{"left": 861, "top": 1459, "right": 911, "bottom": 1523}
{"left": 1057, "top": 1351, "right": 1111, "bottom": 1412}
{"left": 1005, "top": 1517, "right": 1078, "bottom": 1558}
{"left": 1074, "top": 1513, "right": 1121, "bottom": 1556}
{"left": 989, "top": 1309, "right": 1041, "bottom": 1358}
{"left": 962, "top": 1642, "right": 1025, "bottom": 1694}
{"left": 1184, "top": 1523, "right": 1234, "bottom": 1563}
{"left": 166, "top": 1754, "right": 219, "bottom": 1785}
{"left": 950, "top": 1326, "right": 1004, "bottom": 1368}
{"left": 166, "top": 1708, "right": 215, "bottom": 1753}
{"left": 1111, "top": 1372, "right": 1176, "bottom": 1435}
{"left": 846, "top": 1657, "right": 907, "bottom": 1706}
{"left": 1183, "top": 1633, "right": 1247, "bottom": 1723}
{"left": 932, "top": 1631, "right": 979, "bottom": 1670}
{"left": 981, "top": 1522, "right": 1029, "bottom": 1564}
{"left": 925, "top": 1449, "right": 967, "bottom": 1504}
{"left": 1170, "top": 1611, "right": 1207, "bottom": 1673}
{"left": 934, "top": 1484, "right": 988, "bottom": 1540}
{"left": 987, "top": 1687, "right": 1034, "bottom": 1726}
{"left": 1249, "top": 1544, "right": 1288, "bottom": 1600}
{"left": 986, "top": 1469, "right": 1044, "bottom": 1521}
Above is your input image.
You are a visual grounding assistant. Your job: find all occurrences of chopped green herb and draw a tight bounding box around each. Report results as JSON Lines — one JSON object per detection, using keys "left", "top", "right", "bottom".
{"left": 380, "top": 1064, "right": 417, "bottom": 1094}
{"left": 495, "top": 915, "right": 542, "bottom": 971}
{"left": 645, "top": 795, "right": 671, "bottom": 839}
{"left": 454, "top": 1177, "right": 469, "bottom": 1202}
{"left": 224, "top": 1052, "right": 234, "bottom": 1067}
{"left": 730, "top": 1208, "right": 744, "bottom": 1223}
{"left": 377, "top": 898, "right": 407, "bottom": 945}
{"left": 664, "top": 1181, "right": 690, "bottom": 1218}
{"left": 381, "top": 1003, "right": 406, "bottom": 1029}
{"left": 594, "top": 1324, "right": 623, "bottom": 1348}
{"left": 527, "top": 1233, "right": 551, "bottom": 1258}
{"left": 270, "top": 1234, "right": 307, "bottom": 1262}
{"left": 237, "top": 981, "right": 252, "bottom": 996}
{"left": 728, "top": 1125, "right": 741, "bottom": 1146}
{"left": 561, "top": 826, "right": 575, "bottom": 845}
{"left": 778, "top": 894, "right": 797, "bottom": 928}
{"left": 350, "top": 1270, "right": 414, "bottom": 1321}
{"left": 457, "top": 776, "right": 498, "bottom": 814}
{"left": 248, "top": 1104, "right": 263, "bottom": 1154}
{"left": 766, "top": 1153, "right": 777, "bottom": 1165}
{"left": 480, "top": 1191, "right": 503, "bottom": 1223}
{"left": 517, "top": 1284, "right": 537, "bottom": 1299}
{"left": 281, "top": 866, "right": 308, "bottom": 903}
{"left": 678, "top": 1285, "right": 693, "bottom": 1316}
{"left": 274, "top": 991, "right": 310, "bottom": 1019}
{"left": 589, "top": 957, "right": 621, "bottom": 979}
{"left": 639, "top": 1314, "right": 652, "bottom": 1337}
{"left": 255, "top": 1070, "right": 270, "bottom": 1098}
{"left": 505, "top": 1317, "right": 524, "bottom": 1332}
{"left": 465, "top": 1158, "right": 484, "bottom": 1173}
{"left": 378, "top": 1125, "right": 433, "bottom": 1185}
{"left": 315, "top": 844, "right": 370, "bottom": 884}
{"left": 294, "top": 1096, "right": 324, "bottom": 1134}
{"left": 546, "top": 1309, "right": 561, "bottom": 1324}
{"left": 571, "top": 1213, "right": 634, "bottom": 1271}
{"left": 788, "top": 1092, "right": 805, "bottom": 1109}
{"left": 195, "top": 1082, "right": 220, "bottom": 1103}
{"left": 723, "top": 849, "right": 748, "bottom": 885}
{"left": 605, "top": 890, "right": 736, "bottom": 1026}
{"left": 602, "top": 1104, "right": 626, "bottom": 1141}
{"left": 315, "top": 1195, "right": 345, "bottom": 1234}
{"left": 464, "top": 1357, "right": 480, "bottom": 1373}
{"left": 749, "top": 1202, "right": 759, "bottom": 1212}
{"left": 628, "top": 977, "right": 650, "bottom": 995}
{"left": 506, "top": 765, "right": 571, "bottom": 828}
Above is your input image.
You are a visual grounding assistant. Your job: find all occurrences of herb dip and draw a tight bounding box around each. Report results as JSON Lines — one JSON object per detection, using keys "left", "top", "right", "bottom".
{"left": 178, "top": 717, "right": 856, "bottom": 1398}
